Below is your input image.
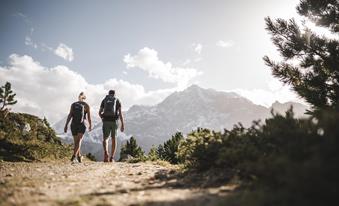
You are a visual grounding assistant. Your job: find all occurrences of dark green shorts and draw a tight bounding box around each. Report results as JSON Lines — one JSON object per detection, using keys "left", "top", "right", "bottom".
{"left": 102, "top": 120, "right": 118, "bottom": 139}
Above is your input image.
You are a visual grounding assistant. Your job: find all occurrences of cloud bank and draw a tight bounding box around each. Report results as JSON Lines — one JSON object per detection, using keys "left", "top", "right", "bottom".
{"left": 0, "top": 54, "right": 173, "bottom": 123}
{"left": 230, "top": 78, "right": 304, "bottom": 107}
{"left": 0, "top": 52, "right": 300, "bottom": 124}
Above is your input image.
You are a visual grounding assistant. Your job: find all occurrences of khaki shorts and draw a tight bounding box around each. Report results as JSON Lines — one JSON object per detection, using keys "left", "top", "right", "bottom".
{"left": 102, "top": 120, "right": 118, "bottom": 139}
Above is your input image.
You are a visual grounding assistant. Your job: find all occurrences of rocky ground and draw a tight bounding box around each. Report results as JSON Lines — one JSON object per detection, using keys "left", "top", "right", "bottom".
{"left": 0, "top": 161, "right": 236, "bottom": 206}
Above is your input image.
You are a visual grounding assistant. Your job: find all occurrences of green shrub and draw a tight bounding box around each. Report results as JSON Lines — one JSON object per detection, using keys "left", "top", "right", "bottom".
{"left": 178, "top": 128, "right": 224, "bottom": 169}
{"left": 177, "top": 109, "right": 339, "bottom": 205}
{"left": 86, "top": 153, "right": 96, "bottom": 161}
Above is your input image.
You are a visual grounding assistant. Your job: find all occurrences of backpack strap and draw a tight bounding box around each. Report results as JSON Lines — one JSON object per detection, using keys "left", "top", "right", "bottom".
{"left": 113, "top": 98, "right": 117, "bottom": 114}
{"left": 73, "top": 102, "right": 85, "bottom": 123}
{"left": 80, "top": 103, "right": 85, "bottom": 123}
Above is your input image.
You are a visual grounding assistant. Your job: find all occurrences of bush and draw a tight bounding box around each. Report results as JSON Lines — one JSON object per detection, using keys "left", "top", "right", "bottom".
{"left": 178, "top": 128, "right": 224, "bottom": 169}
{"left": 86, "top": 153, "right": 96, "bottom": 161}
{"left": 177, "top": 109, "right": 339, "bottom": 205}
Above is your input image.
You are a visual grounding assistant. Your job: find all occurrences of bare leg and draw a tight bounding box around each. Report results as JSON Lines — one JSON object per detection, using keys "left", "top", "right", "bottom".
{"left": 111, "top": 137, "right": 116, "bottom": 159}
{"left": 73, "top": 135, "right": 79, "bottom": 156}
{"left": 103, "top": 138, "right": 109, "bottom": 162}
{"left": 75, "top": 133, "right": 84, "bottom": 156}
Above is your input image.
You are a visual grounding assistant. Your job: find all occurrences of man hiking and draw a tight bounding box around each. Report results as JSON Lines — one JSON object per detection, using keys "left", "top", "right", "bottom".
{"left": 64, "top": 92, "right": 92, "bottom": 163}
{"left": 99, "top": 90, "right": 124, "bottom": 162}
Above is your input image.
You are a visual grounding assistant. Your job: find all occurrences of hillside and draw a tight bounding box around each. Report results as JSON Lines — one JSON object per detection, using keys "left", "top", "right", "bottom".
{"left": 0, "top": 112, "right": 72, "bottom": 161}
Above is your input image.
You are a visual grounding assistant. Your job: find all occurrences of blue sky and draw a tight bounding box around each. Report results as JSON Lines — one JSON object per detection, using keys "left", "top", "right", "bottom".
{"left": 0, "top": 0, "right": 304, "bottom": 123}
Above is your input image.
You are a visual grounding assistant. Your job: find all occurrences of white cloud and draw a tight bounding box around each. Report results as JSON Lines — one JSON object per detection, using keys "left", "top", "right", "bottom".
{"left": 193, "top": 57, "right": 202, "bottom": 63}
{"left": 17, "top": 12, "right": 74, "bottom": 62}
{"left": 182, "top": 57, "right": 202, "bottom": 66}
{"left": 55, "top": 43, "right": 74, "bottom": 62}
{"left": 24, "top": 37, "right": 69, "bottom": 59}
{"left": 193, "top": 43, "right": 203, "bottom": 54}
{"left": 123, "top": 47, "right": 202, "bottom": 88}
{"left": 182, "top": 59, "right": 191, "bottom": 66}
{"left": 216, "top": 40, "right": 234, "bottom": 48}
{"left": 25, "top": 36, "right": 38, "bottom": 49}
{"left": 0, "top": 54, "right": 174, "bottom": 123}
{"left": 230, "top": 78, "right": 304, "bottom": 107}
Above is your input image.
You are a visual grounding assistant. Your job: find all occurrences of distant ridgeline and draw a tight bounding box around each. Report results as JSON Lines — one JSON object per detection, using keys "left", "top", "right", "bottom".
{"left": 0, "top": 112, "right": 72, "bottom": 161}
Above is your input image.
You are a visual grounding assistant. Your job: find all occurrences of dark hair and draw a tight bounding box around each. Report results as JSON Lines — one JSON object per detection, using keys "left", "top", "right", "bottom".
{"left": 108, "top": 90, "right": 115, "bottom": 96}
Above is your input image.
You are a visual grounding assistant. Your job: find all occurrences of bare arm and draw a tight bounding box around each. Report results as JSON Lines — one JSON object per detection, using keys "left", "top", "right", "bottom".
{"left": 98, "top": 107, "right": 103, "bottom": 119}
{"left": 87, "top": 105, "right": 92, "bottom": 131}
{"left": 119, "top": 106, "right": 124, "bottom": 132}
{"left": 64, "top": 106, "right": 73, "bottom": 133}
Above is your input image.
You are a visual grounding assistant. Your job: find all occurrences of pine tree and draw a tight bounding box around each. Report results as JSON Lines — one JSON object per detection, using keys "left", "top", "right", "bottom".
{"left": 147, "top": 145, "right": 159, "bottom": 161}
{"left": 157, "top": 144, "right": 164, "bottom": 159}
{"left": 263, "top": 0, "right": 339, "bottom": 112}
{"left": 0, "top": 82, "right": 17, "bottom": 111}
{"left": 119, "top": 136, "right": 144, "bottom": 159}
{"left": 43, "top": 117, "right": 50, "bottom": 127}
{"left": 162, "top": 132, "right": 184, "bottom": 164}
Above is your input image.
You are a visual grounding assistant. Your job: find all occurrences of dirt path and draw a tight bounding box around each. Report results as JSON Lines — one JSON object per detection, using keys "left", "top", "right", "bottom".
{"left": 0, "top": 161, "right": 234, "bottom": 206}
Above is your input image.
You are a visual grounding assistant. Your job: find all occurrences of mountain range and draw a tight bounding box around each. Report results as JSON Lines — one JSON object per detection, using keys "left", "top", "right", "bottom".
{"left": 53, "top": 85, "right": 308, "bottom": 160}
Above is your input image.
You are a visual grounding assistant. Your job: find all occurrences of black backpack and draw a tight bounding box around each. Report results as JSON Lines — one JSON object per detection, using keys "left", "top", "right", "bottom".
{"left": 103, "top": 95, "right": 118, "bottom": 119}
{"left": 72, "top": 102, "right": 85, "bottom": 123}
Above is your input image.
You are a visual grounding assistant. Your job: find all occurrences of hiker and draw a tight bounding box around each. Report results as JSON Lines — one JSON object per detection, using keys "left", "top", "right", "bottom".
{"left": 99, "top": 90, "right": 124, "bottom": 162}
{"left": 64, "top": 92, "right": 92, "bottom": 163}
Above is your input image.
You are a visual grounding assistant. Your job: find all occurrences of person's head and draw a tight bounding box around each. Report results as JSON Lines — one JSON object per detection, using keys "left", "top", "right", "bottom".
{"left": 108, "top": 90, "right": 115, "bottom": 96}
{"left": 78, "top": 92, "right": 86, "bottom": 101}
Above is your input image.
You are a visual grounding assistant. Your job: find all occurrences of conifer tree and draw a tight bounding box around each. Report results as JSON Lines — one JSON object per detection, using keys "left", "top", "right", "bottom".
{"left": 161, "top": 132, "right": 184, "bottom": 164}
{"left": 157, "top": 144, "right": 165, "bottom": 159}
{"left": 0, "top": 82, "right": 17, "bottom": 111}
{"left": 120, "top": 136, "right": 144, "bottom": 159}
{"left": 147, "top": 145, "right": 159, "bottom": 161}
{"left": 263, "top": 0, "right": 339, "bottom": 112}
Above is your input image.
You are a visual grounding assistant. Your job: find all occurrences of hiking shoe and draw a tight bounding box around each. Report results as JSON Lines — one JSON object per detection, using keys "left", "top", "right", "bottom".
{"left": 109, "top": 156, "right": 115, "bottom": 162}
{"left": 71, "top": 155, "right": 76, "bottom": 161}
{"left": 104, "top": 153, "right": 109, "bottom": 162}
{"left": 71, "top": 155, "right": 78, "bottom": 163}
{"left": 77, "top": 155, "right": 83, "bottom": 163}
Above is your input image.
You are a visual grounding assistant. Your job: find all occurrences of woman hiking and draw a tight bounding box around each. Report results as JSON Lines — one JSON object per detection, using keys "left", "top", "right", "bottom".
{"left": 64, "top": 92, "right": 92, "bottom": 163}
